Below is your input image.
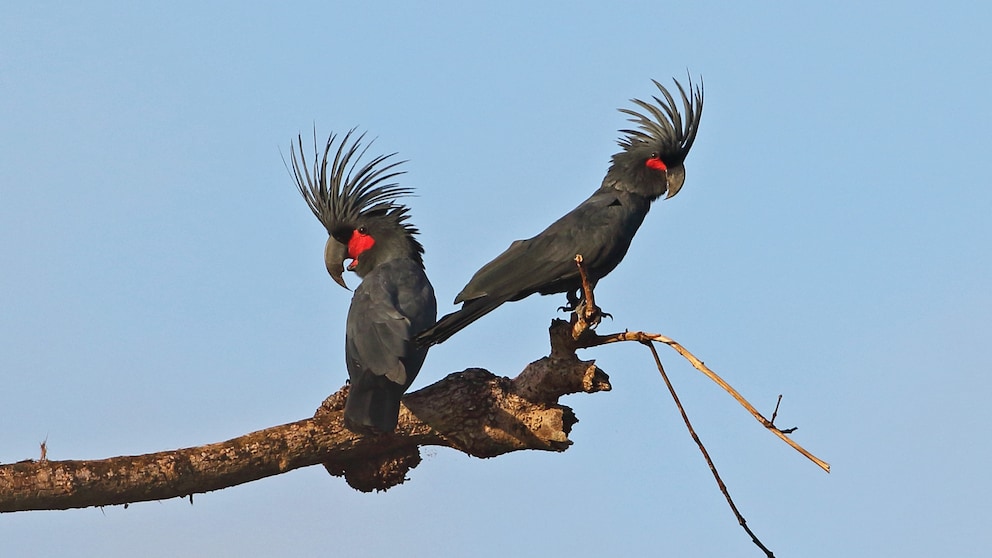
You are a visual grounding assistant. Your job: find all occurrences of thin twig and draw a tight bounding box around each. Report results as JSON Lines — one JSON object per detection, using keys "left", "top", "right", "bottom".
{"left": 567, "top": 255, "right": 822, "bottom": 552}
{"left": 574, "top": 254, "right": 597, "bottom": 321}
{"left": 770, "top": 395, "right": 783, "bottom": 425}
{"left": 643, "top": 341, "right": 774, "bottom": 557}
{"left": 578, "top": 330, "right": 830, "bottom": 473}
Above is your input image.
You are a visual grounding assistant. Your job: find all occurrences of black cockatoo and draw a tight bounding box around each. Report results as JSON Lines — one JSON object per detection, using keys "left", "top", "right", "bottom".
{"left": 417, "top": 77, "right": 702, "bottom": 346}
{"left": 290, "top": 130, "right": 437, "bottom": 434}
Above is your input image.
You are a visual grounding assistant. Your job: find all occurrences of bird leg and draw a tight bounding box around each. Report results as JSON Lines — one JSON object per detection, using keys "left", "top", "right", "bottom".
{"left": 557, "top": 288, "right": 582, "bottom": 312}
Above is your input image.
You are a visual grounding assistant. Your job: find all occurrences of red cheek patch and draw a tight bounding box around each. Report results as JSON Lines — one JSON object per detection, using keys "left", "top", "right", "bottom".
{"left": 347, "top": 230, "right": 375, "bottom": 261}
{"left": 645, "top": 157, "right": 668, "bottom": 171}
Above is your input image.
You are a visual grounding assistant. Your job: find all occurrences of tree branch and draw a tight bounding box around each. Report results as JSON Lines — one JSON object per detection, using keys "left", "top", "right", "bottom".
{"left": 0, "top": 325, "right": 610, "bottom": 512}
{"left": 572, "top": 329, "right": 830, "bottom": 473}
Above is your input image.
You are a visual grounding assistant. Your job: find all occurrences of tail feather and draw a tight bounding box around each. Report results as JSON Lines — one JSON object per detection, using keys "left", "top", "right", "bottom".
{"left": 416, "top": 296, "right": 506, "bottom": 346}
{"left": 344, "top": 375, "right": 405, "bottom": 434}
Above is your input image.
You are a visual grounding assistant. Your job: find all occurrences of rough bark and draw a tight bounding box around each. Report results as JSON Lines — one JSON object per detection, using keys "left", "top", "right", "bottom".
{"left": 0, "top": 320, "right": 609, "bottom": 512}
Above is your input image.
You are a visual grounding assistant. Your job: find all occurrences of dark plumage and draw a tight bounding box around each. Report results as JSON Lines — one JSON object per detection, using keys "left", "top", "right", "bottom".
{"left": 290, "top": 130, "right": 436, "bottom": 434}
{"left": 417, "top": 77, "right": 702, "bottom": 346}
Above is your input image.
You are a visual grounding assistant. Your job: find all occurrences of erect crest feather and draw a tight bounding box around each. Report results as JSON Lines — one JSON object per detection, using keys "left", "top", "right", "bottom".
{"left": 287, "top": 128, "right": 412, "bottom": 235}
{"left": 617, "top": 76, "right": 704, "bottom": 165}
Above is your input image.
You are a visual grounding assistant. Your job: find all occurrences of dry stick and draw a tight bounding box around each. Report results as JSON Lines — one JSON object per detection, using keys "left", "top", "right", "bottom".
{"left": 643, "top": 341, "right": 774, "bottom": 557}
{"left": 770, "top": 395, "right": 783, "bottom": 426}
{"left": 574, "top": 254, "right": 597, "bottom": 321}
{"left": 587, "top": 330, "right": 831, "bottom": 473}
{"left": 567, "top": 255, "right": 830, "bottom": 473}
{"left": 570, "top": 255, "right": 601, "bottom": 340}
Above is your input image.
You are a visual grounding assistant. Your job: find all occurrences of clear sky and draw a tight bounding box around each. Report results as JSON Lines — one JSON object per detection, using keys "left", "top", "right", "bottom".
{"left": 2, "top": 2, "right": 990, "bottom": 556}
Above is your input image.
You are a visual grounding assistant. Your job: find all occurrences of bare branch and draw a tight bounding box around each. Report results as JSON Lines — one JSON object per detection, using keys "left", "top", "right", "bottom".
{"left": 575, "top": 330, "right": 830, "bottom": 473}
{"left": 642, "top": 340, "right": 775, "bottom": 557}
{"left": 566, "top": 258, "right": 802, "bottom": 554}
{"left": 0, "top": 346, "right": 610, "bottom": 512}
{"left": 574, "top": 255, "right": 597, "bottom": 321}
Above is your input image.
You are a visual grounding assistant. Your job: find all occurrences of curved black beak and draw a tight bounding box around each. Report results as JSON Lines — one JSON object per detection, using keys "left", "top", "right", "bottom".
{"left": 323, "top": 236, "right": 350, "bottom": 290}
{"left": 665, "top": 165, "right": 685, "bottom": 199}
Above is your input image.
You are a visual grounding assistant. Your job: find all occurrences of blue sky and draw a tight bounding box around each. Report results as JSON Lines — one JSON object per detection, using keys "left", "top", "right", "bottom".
{"left": 2, "top": 2, "right": 990, "bottom": 556}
